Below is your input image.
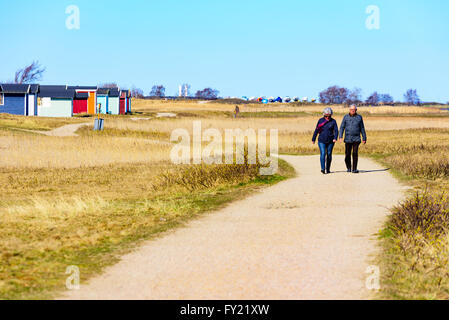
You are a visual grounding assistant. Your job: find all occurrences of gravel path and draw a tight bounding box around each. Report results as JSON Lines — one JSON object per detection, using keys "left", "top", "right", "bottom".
{"left": 12, "top": 123, "right": 89, "bottom": 137}
{"left": 61, "top": 155, "right": 406, "bottom": 300}
{"left": 40, "top": 123, "right": 89, "bottom": 137}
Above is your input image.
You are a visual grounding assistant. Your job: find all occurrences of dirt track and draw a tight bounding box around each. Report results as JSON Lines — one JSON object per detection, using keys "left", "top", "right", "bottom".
{"left": 61, "top": 155, "right": 406, "bottom": 300}
{"left": 40, "top": 123, "right": 89, "bottom": 137}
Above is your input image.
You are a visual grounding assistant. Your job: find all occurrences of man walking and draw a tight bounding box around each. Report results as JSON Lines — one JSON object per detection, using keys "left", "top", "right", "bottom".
{"left": 339, "top": 105, "right": 367, "bottom": 173}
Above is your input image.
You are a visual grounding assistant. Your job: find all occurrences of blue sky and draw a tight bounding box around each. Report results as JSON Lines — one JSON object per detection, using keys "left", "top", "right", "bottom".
{"left": 1, "top": 0, "right": 448, "bottom": 102}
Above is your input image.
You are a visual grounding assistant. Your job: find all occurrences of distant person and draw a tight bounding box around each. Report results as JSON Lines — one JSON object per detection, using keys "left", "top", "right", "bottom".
{"left": 339, "top": 105, "right": 367, "bottom": 173}
{"left": 234, "top": 105, "right": 240, "bottom": 118}
{"left": 312, "top": 108, "right": 339, "bottom": 174}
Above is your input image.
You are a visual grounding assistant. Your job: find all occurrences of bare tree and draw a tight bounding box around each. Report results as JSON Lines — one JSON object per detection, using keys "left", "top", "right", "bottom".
{"left": 195, "top": 88, "right": 219, "bottom": 99}
{"left": 366, "top": 92, "right": 380, "bottom": 105}
{"left": 319, "top": 86, "right": 349, "bottom": 104}
{"left": 379, "top": 93, "right": 394, "bottom": 104}
{"left": 150, "top": 85, "right": 166, "bottom": 97}
{"left": 404, "top": 89, "right": 420, "bottom": 105}
{"left": 14, "top": 61, "right": 45, "bottom": 84}
{"left": 99, "top": 83, "right": 119, "bottom": 88}
{"left": 131, "top": 87, "right": 144, "bottom": 98}
{"left": 347, "top": 87, "right": 363, "bottom": 105}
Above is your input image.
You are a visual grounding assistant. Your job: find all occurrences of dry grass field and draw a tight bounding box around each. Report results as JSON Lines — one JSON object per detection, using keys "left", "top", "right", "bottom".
{"left": 132, "top": 99, "right": 449, "bottom": 115}
{"left": 1, "top": 100, "right": 449, "bottom": 299}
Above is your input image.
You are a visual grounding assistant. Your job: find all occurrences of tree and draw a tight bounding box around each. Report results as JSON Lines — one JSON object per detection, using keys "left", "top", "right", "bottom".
{"left": 150, "top": 85, "right": 166, "bottom": 97}
{"left": 347, "top": 87, "right": 363, "bottom": 105}
{"left": 100, "top": 83, "right": 118, "bottom": 88}
{"left": 319, "top": 86, "right": 349, "bottom": 104}
{"left": 404, "top": 89, "right": 420, "bottom": 105}
{"left": 14, "top": 61, "right": 45, "bottom": 84}
{"left": 131, "top": 87, "right": 144, "bottom": 98}
{"left": 195, "top": 88, "right": 219, "bottom": 99}
{"left": 379, "top": 93, "right": 394, "bottom": 104}
{"left": 366, "top": 92, "right": 380, "bottom": 105}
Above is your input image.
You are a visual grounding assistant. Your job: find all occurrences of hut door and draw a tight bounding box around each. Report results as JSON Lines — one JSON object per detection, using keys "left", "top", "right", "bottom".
{"left": 28, "top": 95, "right": 35, "bottom": 116}
{"left": 119, "top": 99, "right": 125, "bottom": 114}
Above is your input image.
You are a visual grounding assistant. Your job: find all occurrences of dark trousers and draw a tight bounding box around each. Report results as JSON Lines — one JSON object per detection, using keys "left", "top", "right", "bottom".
{"left": 345, "top": 142, "right": 361, "bottom": 171}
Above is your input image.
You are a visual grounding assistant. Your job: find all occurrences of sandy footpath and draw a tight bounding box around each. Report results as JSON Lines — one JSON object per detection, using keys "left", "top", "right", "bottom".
{"left": 61, "top": 155, "right": 406, "bottom": 300}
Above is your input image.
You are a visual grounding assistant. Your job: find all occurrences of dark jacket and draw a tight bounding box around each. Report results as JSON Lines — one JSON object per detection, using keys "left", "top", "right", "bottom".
{"left": 312, "top": 117, "right": 339, "bottom": 144}
{"left": 339, "top": 114, "right": 367, "bottom": 143}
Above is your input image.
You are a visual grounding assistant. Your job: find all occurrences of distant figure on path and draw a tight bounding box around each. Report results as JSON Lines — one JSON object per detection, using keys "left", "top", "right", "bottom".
{"left": 312, "top": 108, "right": 339, "bottom": 174}
{"left": 234, "top": 105, "right": 240, "bottom": 118}
{"left": 339, "top": 105, "right": 367, "bottom": 173}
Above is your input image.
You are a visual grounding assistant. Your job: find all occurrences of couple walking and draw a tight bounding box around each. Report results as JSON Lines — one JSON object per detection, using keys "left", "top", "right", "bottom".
{"left": 312, "top": 105, "right": 367, "bottom": 174}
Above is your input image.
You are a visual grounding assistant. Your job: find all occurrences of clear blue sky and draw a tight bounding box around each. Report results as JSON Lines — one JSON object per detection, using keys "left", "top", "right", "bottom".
{"left": 1, "top": 0, "right": 448, "bottom": 102}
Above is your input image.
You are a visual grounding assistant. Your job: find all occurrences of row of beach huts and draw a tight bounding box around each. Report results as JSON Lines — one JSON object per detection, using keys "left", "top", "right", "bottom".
{"left": 0, "top": 84, "right": 131, "bottom": 117}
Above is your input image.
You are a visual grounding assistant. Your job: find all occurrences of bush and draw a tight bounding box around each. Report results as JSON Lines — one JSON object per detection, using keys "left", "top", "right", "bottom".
{"left": 390, "top": 192, "right": 449, "bottom": 238}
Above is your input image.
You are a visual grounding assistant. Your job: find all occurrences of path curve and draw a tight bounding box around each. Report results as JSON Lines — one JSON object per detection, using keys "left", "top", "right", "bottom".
{"left": 40, "top": 123, "right": 89, "bottom": 137}
{"left": 61, "top": 155, "right": 406, "bottom": 300}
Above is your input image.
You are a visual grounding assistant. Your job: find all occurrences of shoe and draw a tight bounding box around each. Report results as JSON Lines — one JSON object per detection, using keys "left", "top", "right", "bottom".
{"left": 326, "top": 169, "right": 331, "bottom": 174}
{"left": 347, "top": 169, "right": 351, "bottom": 173}
{"left": 321, "top": 170, "right": 326, "bottom": 174}
{"left": 352, "top": 170, "right": 359, "bottom": 174}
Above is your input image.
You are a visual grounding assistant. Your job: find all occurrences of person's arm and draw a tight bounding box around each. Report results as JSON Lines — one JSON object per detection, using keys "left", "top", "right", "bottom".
{"left": 339, "top": 116, "right": 346, "bottom": 140}
{"left": 360, "top": 116, "right": 367, "bottom": 143}
{"left": 312, "top": 120, "right": 320, "bottom": 143}
{"left": 333, "top": 121, "right": 339, "bottom": 142}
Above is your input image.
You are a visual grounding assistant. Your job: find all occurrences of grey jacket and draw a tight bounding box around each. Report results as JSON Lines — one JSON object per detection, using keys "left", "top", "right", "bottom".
{"left": 339, "top": 114, "right": 367, "bottom": 143}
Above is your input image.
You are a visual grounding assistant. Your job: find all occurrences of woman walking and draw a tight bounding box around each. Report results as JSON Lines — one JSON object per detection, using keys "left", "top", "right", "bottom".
{"left": 312, "top": 108, "right": 339, "bottom": 174}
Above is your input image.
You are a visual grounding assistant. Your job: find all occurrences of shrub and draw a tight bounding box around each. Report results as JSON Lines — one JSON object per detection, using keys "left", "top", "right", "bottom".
{"left": 390, "top": 192, "right": 449, "bottom": 238}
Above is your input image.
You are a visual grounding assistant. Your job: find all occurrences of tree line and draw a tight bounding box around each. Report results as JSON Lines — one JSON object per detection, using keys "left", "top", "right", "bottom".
{"left": 130, "top": 84, "right": 219, "bottom": 100}
{"left": 4, "top": 62, "right": 439, "bottom": 105}
{"left": 319, "top": 85, "right": 421, "bottom": 105}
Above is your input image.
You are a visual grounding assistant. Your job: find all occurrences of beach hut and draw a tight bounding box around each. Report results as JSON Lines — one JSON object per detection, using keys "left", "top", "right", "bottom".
{"left": 73, "top": 92, "right": 89, "bottom": 114}
{"left": 0, "top": 84, "right": 30, "bottom": 115}
{"left": 68, "top": 86, "right": 97, "bottom": 115}
{"left": 96, "top": 88, "right": 109, "bottom": 114}
{"left": 38, "top": 86, "right": 74, "bottom": 117}
{"left": 108, "top": 88, "right": 120, "bottom": 115}
{"left": 121, "top": 90, "right": 131, "bottom": 113}
{"left": 119, "top": 90, "right": 128, "bottom": 115}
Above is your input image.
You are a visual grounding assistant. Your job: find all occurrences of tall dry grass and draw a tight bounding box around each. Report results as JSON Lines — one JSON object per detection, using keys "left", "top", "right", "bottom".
{"left": 0, "top": 114, "right": 84, "bottom": 131}
{"left": 0, "top": 135, "right": 171, "bottom": 168}
{"left": 132, "top": 99, "right": 449, "bottom": 115}
{"left": 381, "top": 192, "right": 449, "bottom": 299}
{"left": 102, "top": 116, "right": 449, "bottom": 139}
{"left": 386, "top": 149, "right": 449, "bottom": 179}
